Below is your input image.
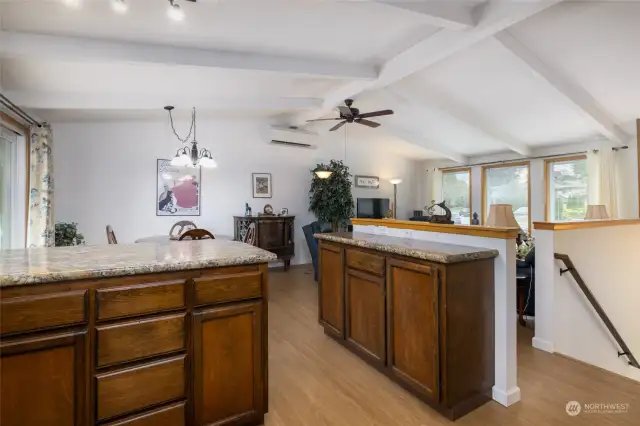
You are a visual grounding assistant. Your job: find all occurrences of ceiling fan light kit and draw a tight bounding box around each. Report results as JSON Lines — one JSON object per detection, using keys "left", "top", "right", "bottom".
{"left": 165, "top": 106, "right": 217, "bottom": 169}
{"left": 307, "top": 99, "right": 394, "bottom": 131}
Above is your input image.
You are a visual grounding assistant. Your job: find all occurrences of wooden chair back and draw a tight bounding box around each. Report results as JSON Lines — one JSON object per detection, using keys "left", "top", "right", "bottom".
{"left": 106, "top": 225, "right": 118, "bottom": 244}
{"left": 179, "top": 229, "right": 215, "bottom": 241}
{"left": 169, "top": 220, "right": 197, "bottom": 239}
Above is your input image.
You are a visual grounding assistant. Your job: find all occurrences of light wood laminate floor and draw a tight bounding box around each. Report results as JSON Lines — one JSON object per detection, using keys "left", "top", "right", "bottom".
{"left": 266, "top": 266, "right": 640, "bottom": 425}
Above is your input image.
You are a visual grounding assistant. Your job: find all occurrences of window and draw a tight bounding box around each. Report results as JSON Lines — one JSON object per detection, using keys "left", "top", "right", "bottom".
{"left": 0, "top": 119, "right": 27, "bottom": 249}
{"left": 482, "top": 162, "right": 530, "bottom": 232}
{"left": 441, "top": 168, "right": 471, "bottom": 225}
{"left": 0, "top": 127, "right": 16, "bottom": 249}
{"left": 545, "top": 155, "right": 588, "bottom": 222}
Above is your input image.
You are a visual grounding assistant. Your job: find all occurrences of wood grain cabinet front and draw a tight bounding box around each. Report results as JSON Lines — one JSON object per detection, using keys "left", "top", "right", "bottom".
{"left": 96, "top": 355, "right": 186, "bottom": 421}
{"left": 0, "top": 332, "right": 88, "bottom": 426}
{"left": 96, "top": 313, "right": 186, "bottom": 367}
{"left": 102, "top": 401, "right": 186, "bottom": 426}
{"left": 387, "top": 259, "right": 440, "bottom": 403}
{"left": 345, "top": 268, "right": 386, "bottom": 366}
{"left": 318, "top": 242, "right": 345, "bottom": 338}
{"left": 96, "top": 280, "right": 185, "bottom": 321}
{"left": 193, "top": 302, "right": 264, "bottom": 426}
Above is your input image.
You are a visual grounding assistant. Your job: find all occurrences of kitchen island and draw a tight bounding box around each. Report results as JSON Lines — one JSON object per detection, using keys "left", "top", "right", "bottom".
{"left": 0, "top": 240, "right": 276, "bottom": 426}
{"left": 315, "top": 232, "right": 499, "bottom": 420}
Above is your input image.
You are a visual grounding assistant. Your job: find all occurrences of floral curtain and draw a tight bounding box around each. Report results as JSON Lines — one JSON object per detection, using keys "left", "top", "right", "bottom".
{"left": 27, "top": 124, "right": 54, "bottom": 247}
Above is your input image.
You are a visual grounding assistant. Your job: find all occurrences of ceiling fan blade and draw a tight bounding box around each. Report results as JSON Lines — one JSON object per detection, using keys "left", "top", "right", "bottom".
{"left": 355, "top": 119, "right": 381, "bottom": 128}
{"left": 337, "top": 106, "right": 353, "bottom": 117}
{"left": 306, "top": 118, "right": 341, "bottom": 122}
{"left": 357, "top": 109, "right": 394, "bottom": 119}
{"left": 329, "top": 121, "right": 347, "bottom": 131}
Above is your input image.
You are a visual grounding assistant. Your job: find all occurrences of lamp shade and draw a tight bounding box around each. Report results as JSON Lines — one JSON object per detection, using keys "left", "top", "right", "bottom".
{"left": 389, "top": 178, "right": 403, "bottom": 185}
{"left": 485, "top": 204, "right": 519, "bottom": 228}
{"left": 314, "top": 170, "right": 332, "bottom": 179}
{"left": 584, "top": 205, "right": 609, "bottom": 220}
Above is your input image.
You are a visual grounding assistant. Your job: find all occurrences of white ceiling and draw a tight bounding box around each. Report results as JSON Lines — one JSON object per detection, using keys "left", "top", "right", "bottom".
{"left": 1, "top": 0, "right": 638, "bottom": 162}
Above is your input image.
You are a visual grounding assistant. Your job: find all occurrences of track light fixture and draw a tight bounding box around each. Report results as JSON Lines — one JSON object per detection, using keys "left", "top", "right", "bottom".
{"left": 167, "top": 0, "right": 186, "bottom": 21}
{"left": 111, "top": 0, "right": 128, "bottom": 14}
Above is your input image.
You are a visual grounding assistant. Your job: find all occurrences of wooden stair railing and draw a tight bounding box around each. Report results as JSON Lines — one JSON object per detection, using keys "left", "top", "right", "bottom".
{"left": 555, "top": 253, "right": 639, "bottom": 369}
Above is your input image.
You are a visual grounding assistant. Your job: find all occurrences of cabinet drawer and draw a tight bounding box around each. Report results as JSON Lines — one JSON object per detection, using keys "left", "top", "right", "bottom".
{"left": 96, "top": 280, "right": 185, "bottom": 321}
{"left": 96, "top": 355, "right": 186, "bottom": 421}
{"left": 103, "top": 401, "right": 185, "bottom": 426}
{"left": 194, "top": 272, "right": 262, "bottom": 306}
{"left": 96, "top": 313, "right": 186, "bottom": 367}
{"left": 346, "top": 249, "right": 385, "bottom": 276}
{"left": 0, "top": 290, "right": 88, "bottom": 335}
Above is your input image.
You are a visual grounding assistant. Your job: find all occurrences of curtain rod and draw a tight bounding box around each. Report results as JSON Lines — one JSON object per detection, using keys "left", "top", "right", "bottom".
{"left": 0, "top": 94, "right": 41, "bottom": 127}
{"left": 437, "top": 146, "right": 629, "bottom": 171}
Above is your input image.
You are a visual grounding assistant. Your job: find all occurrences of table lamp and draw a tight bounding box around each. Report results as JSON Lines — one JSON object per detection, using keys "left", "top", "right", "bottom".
{"left": 584, "top": 205, "right": 609, "bottom": 220}
{"left": 485, "top": 204, "right": 520, "bottom": 228}
{"left": 389, "top": 178, "right": 402, "bottom": 219}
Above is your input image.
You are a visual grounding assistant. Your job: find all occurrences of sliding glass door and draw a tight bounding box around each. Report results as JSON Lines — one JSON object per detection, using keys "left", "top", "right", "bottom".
{"left": 0, "top": 131, "right": 14, "bottom": 249}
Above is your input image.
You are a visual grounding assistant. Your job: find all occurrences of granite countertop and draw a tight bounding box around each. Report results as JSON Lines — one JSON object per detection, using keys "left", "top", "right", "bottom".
{"left": 314, "top": 232, "right": 498, "bottom": 264}
{"left": 0, "top": 240, "right": 277, "bottom": 287}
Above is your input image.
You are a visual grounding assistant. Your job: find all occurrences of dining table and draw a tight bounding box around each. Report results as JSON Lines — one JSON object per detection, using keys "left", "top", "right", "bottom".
{"left": 134, "top": 234, "right": 234, "bottom": 243}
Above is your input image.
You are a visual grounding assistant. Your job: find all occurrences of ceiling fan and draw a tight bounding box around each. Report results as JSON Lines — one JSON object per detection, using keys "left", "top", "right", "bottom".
{"left": 306, "top": 99, "right": 394, "bottom": 131}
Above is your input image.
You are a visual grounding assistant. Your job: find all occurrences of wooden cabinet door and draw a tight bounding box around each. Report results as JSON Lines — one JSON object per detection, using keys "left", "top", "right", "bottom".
{"left": 386, "top": 258, "right": 440, "bottom": 402}
{"left": 345, "top": 268, "right": 386, "bottom": 366}
{"left": 0, "top": 332, "right": 88, "bottom": 426}
{"left": 318, "top": 243, "right": 345, "bottom": 338}
{"left": 257, "top": 219, "right": 284, "bottom": 250}
{"left": 193, "top": 302, "right": 264, "bottom": 426}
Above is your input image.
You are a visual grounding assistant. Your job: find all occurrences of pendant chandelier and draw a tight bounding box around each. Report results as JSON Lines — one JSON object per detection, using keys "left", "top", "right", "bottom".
{"left": 165, "top": 106, "right": 217, "bottom": 168}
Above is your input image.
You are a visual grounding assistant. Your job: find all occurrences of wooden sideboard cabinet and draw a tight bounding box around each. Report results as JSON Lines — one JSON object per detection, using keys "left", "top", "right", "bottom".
{"left": 234, "top": 215, "right": 295, "bottom": 271}
{"left": 318, "top": 240, "right": 495, "bottom": 420}
{"left": 0, "top": 265, "right": 269, "bottom": 426}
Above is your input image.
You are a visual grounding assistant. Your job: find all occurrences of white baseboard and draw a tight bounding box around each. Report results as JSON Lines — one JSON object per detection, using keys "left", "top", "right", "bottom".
{"left": 532, "top": 337, "right": 554, "bottom": 353}
{"left": 492, "top": 386, "right": 521, "bottom": 407}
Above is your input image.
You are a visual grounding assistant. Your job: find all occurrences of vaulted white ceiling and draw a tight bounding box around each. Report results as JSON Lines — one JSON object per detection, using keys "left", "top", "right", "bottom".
{"left": 0, "top": 0, "right": 638, "bottom": 162}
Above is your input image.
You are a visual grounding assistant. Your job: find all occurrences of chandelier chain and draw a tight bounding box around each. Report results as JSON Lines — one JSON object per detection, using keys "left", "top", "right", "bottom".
{"left": 168, "top": 107, "right": 195, "bottom": 144}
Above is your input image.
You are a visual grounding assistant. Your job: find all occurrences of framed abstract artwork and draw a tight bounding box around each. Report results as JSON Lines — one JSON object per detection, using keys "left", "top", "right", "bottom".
{"left": 252, "top": 173, "right": 272, "bottom": 198}
{"left": 156, "top": 159, "right": 201, "bottom": 216}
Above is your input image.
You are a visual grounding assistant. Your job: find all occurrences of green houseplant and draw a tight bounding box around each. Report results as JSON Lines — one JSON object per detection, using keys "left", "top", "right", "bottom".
{"left": 55, "top": 222, "right": 85, "bottom": 247}
{"left": 309, "top": 160, "right": 354, "bottom": 231}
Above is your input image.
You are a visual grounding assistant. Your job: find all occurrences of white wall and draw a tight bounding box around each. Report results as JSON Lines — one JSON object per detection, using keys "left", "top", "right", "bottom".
{"left": 534, "top": 223, "right": 640, "bottom": 382}
{"left": 52, "top": 120, "right": 419, "bottom": 265}
{"left": 418, "top": 141, "right": 640, "bottom": 226}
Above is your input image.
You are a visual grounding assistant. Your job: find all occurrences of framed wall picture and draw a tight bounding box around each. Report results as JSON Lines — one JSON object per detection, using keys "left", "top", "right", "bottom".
{"left": 252, "top": 173, "right": 272, "bottom": 198}
{"left": 157, "top": 159, "right": 201, "bottom": 216}
{"left": 354, "top": 175, "right": 380, "bottom": 189}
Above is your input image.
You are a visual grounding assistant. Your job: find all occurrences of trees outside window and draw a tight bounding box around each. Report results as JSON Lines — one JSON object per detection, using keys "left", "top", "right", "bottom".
{"left": 545, "top": 156, "right": 588, "bottom": 221}
{"left": 442, "top": 168, "right": 471, "bottom": 225}
{"left": 483, "top": 162, "right": 530, "bottom": 232}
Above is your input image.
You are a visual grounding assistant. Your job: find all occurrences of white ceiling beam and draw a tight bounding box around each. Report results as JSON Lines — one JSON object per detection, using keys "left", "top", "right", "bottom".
{"left": 0, "top": 31, "right": 377, "bottom": 81}
{"left": 383, "top": 122, "right": 467, "bottom": 164}
{"left": 495, "top": 30, "right": 631, "bottom": 145}
{"left": 291, "top": 0, "right": 562, "bottom": 126}
{"left": 3, "top": 91, "right": 323, "bottom": 111}
{"left": 385, "top": 87, "right": 533, "bottom": 156}
{"left": 374, "top": 1, "right": 476, "bottom": 30}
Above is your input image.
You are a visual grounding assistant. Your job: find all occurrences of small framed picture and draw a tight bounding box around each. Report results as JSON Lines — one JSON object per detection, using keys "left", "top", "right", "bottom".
{"left": 280, "top": 208, "right": 289, "bottom": 216}
{"left": 252, "top": 173, "right": 272, "bottom": 198}
{"left": 354, "top": 175, "right": 380, "bottom": 189}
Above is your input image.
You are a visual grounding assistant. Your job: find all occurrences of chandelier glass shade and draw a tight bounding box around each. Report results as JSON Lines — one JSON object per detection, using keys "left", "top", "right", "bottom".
{"left": 166, "top": 106, "right": 217, "bottom": 168}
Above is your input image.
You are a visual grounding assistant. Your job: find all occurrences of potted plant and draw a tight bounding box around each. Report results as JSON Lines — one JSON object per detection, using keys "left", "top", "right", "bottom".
{"left": 55, "top": 222, "right": 85, "bottom": 246}
{"left": 309, "top": 160, "right": 354, "bottom": 231}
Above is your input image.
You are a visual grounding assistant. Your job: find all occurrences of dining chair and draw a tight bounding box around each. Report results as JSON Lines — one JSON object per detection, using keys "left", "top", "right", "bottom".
{"left": 179, "top": 229, "right": 215, "bottom": 241}
{"left": 169, "top": 220, "right": 197, "bottom": 239}
{"left": 106, "top": 225, "right": 118, "bottom": 244}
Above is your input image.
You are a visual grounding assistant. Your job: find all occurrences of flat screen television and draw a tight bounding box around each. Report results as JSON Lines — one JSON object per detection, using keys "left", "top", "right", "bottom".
{"left": 357, "top": 198, "right": 390, "bottom": 219}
